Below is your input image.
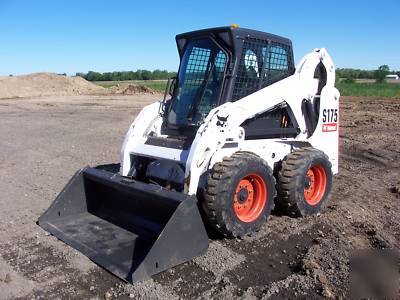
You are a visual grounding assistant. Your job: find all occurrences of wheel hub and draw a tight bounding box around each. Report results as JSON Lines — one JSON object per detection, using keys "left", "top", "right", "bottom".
{"left": 304, "top": 176, "right": 311, "bottom": 189}
{"left": 233, "top": 174, "right": 267, "bottom": 223}
{"left": 303, "top": 165, "right": 327, "bottom": 206}
{"left": 237, "top": 188, "right": 249, "bottom": 204}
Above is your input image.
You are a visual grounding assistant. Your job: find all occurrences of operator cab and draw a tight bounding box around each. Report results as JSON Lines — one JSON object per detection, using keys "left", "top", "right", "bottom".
{"left": 162, "top": 26, "right": 295, "bottom": 138}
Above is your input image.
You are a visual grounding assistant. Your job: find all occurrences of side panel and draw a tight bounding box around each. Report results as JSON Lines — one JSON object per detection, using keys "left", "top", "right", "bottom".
{"left": 308, "top": 86, "right": 340, "bottom": 174}
{"left": 208, "top": 140, "right": 292, "bottom": 175}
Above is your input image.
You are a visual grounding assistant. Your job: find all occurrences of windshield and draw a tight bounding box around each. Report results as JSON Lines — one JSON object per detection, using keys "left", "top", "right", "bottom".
{"left": 167, "top": 38, "right": 227, "bottom": 126}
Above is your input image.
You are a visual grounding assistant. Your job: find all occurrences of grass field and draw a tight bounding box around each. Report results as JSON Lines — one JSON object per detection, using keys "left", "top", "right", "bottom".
{"left": 94, "top": 79, "right": 400, "bottom": 98}
{"left": 336, "top": 82, "right": 400, "bottom": 98}
{"left": 140, "top": 81, "right": 168, "bottom": 92}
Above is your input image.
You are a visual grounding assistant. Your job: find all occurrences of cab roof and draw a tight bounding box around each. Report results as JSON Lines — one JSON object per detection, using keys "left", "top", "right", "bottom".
{"left": 175, "top": 26, "right": 292, "bottom": 56}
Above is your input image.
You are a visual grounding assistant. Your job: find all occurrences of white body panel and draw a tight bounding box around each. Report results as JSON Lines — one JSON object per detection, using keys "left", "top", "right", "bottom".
{"left": 120, "top": 49, "right": 340, "bottom": 195}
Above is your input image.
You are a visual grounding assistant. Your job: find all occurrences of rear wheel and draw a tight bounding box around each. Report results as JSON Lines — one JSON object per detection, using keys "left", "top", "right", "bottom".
{"left": 203, "top": 152, "right": 276, "bottom": 238}
{"left": 276, "top": 147, "right": 333, "bottom": 216}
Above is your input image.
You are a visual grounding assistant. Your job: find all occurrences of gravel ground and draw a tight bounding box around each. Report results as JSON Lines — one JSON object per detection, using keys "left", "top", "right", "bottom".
{"left": 0, "top": 95, "right": 399, "bottom": 299}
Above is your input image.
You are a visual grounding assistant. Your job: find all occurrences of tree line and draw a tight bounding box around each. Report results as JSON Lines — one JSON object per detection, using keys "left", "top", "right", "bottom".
{"left": 336, "top": 66, "right": 400, "bottom": 80}
{"left": 76, "top": 70, "right": 177, "bottom": 81}
{"left": 75, "top": 66, "right": 400, "bottom": 83}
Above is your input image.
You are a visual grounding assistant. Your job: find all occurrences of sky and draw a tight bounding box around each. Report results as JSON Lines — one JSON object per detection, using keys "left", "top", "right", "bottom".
{"left": 0, "top": 0, "right": 399, "bottom": 76}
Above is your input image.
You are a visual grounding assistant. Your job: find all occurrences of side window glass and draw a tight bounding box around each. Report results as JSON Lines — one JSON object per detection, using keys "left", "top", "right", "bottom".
{"left": 183, "top": 46, "right": 211, "bottom": 95}
{"left": 169, "top": 37, "right": 227, "bottom": 125}
{"left": 244, "top": 49, "right": 259, "bottom": 77}
{"left": 266, "top": 45, "right": 289, "bottom": 84}
{"left": 232, "top": 39, "right": 291, "bottom": 101}
{"left": 197, "top": 50, "right": 227, "bottom": 116}
{"left": 232, "top": 42, "right": 263, "bottom": 100}
{"left": 269, "top": 45, "right": 288, "bottom": 70}
{"left": 214, "top": 50, "right": 227, "bottom": 79}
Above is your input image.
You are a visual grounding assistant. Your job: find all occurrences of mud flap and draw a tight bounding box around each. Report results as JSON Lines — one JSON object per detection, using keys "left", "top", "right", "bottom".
{"left": 38, "top": 167, "right": 209, "bottom": 283}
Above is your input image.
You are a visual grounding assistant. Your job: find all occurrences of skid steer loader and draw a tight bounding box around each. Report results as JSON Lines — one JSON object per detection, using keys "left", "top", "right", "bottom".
{"left": 39, "top": 26, "right": 340, "bottom": 283}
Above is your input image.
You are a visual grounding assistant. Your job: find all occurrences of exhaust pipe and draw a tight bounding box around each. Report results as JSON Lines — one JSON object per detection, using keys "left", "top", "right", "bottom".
{"left": 38, "top": 167, "right": 208, "bottom": 282}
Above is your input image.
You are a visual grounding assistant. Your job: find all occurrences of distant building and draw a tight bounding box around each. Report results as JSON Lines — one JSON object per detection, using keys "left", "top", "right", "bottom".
{"left": 386, "top": 74, "right": 399, "bottom": 80}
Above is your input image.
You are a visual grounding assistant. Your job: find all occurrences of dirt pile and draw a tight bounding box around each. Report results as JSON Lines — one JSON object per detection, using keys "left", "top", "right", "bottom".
{"left": 110, "top": 84, "right": 157, "bottom": 95}
{"left": 0, "top": 73, "right": 106, "bottom": 99}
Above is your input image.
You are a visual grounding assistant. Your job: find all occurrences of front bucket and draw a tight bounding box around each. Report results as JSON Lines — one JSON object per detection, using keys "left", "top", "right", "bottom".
{"left": 38, "top": 167, "right": 209, "bottom": 283}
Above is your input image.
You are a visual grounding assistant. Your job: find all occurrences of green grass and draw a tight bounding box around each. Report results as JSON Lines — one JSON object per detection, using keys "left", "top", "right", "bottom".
{"left": 337, "top": 82, "right": 400, "bottom": 98}
{"left": 140, "top": 81, "right": 167, "bottom": 92}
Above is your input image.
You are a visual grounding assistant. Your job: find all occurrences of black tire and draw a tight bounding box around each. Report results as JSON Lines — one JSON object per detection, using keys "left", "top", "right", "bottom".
{"left": 202, "top": 152, "right": 276, "bottom": 238}
{"left": 276, "top": 147, "right": 333, "bottom": 217}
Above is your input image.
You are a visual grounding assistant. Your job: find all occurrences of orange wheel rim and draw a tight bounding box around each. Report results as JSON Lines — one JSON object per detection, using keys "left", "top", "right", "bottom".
{"left": 304, "top": 165, "right": 327, "bottom": 205}
{"left": 233, "top": 173, "right": 267, "bottom": 222}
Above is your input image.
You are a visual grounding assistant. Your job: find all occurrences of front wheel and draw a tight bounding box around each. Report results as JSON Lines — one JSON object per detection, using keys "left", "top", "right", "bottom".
{"left": 276, "top": 147, "right": 333, "bottom": 216}
{"left": 202, "top": 152, "right": 276, "bottom": 238}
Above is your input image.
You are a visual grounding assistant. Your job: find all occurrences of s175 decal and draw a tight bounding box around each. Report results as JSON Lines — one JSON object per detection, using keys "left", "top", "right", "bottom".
{"left": 322, "top": 109, "right": 338, "bottom": 123}
{"left": 322, "top": 109, "right": 338, "bottom": 132}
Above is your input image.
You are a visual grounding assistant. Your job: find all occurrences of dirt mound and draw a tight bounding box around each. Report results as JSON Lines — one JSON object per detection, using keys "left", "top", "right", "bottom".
{"left": 110, "top": 84, "right": 157, "bottom": 95}
{"left": 0, "top": 73, "right": 106, "bottom": 99}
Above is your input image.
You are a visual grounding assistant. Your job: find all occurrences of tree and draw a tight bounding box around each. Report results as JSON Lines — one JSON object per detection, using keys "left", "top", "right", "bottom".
{"left": 85, "top": 71, "right": 102, "bottom": 81}
{"left": 141, "top": 70, "right": 152, "bottom": 80}
{"left": 374, "top": 65, "right": 390, "bottom": 83}
{"left": 103, "top": 72, "right": 112, "bottom": 81}
{"left": 76, "top": 69, "right": 177, "bottom": 81}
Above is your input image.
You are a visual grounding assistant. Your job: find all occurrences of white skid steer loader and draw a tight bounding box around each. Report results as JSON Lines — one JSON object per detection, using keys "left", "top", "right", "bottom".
{"left": 39, "top": 26, "right": 340, "bottom": 283}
